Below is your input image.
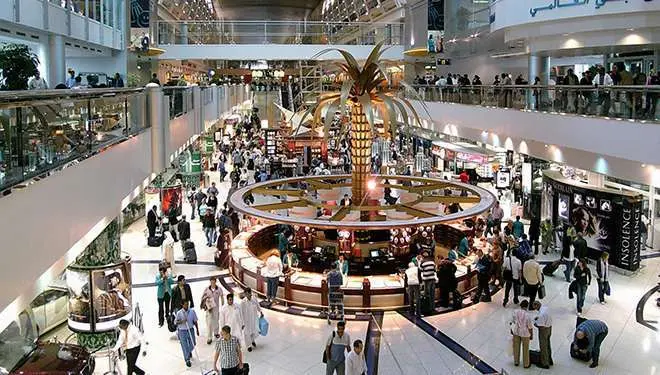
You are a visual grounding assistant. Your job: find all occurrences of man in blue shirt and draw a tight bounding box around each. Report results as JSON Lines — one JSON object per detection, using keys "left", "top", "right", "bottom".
{"left": 458, "top": 234, "right": 472, "bottom": 257}
{"left": 573, "top": 319, "right": 608, "bottom": 368}
{"left": 512, "top": 215, "right": 525, "bottom": 239}
{"left": 175, "top": 300, "right": 200, "bottom": 367}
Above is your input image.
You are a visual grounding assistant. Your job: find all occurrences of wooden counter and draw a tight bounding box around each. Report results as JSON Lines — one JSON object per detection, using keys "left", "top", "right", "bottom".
{"left": 229, "top": 224, "right": 482, "bottom": 310}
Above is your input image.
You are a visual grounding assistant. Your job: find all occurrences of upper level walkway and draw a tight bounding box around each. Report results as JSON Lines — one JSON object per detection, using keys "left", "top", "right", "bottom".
{"left": 155, "top": 20, "right": 405, "bottom": 60}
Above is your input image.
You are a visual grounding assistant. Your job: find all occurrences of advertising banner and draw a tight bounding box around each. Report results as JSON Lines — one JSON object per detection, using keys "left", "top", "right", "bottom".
{"left": 544, "top": 173, "right": 642, "bottom": 271}
{"left": 67, "top": 259, "right": 133, "bottom": 332}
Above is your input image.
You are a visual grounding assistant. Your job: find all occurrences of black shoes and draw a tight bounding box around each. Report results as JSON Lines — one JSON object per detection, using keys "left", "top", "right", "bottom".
{"left": 186, "top": 361, "right": 191, "bottom": 367}
{"left": 589, "top": 362, "right": 598, "bottom": 368}
{"left": 207, "top": 339, "right": 212, "bottom": 345}
{"left": 536, "top": 364, "right": 550, "bottom": 369}
{"left": 247, "top": 347, "right": 252, "bottom": 352}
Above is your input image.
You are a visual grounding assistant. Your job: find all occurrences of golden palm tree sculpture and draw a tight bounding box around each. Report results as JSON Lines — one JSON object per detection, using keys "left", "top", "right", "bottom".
{"left": 297, "top": 41, "right": 425, "bottom": 204}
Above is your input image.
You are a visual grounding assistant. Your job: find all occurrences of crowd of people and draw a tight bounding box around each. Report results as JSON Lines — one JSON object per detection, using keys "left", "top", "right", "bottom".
{"left": 401, "top": 200, "right": 612, "bottom": 370}
{"left": 27, "top": 68, "right": 126, "bottom": 90}
{"left": 412, "top": 64, "right": 659, "bottom": 119}
{"left": 134, "top": 108, "right": 615, "bottom": 373}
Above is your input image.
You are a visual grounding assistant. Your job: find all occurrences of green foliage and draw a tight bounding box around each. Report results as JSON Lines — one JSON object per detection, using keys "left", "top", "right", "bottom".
{"left": 0, "top": 43, "right": 39, "bottom": 90}
{"left": 126, "top": 72, "right": 143, "bottom": 88}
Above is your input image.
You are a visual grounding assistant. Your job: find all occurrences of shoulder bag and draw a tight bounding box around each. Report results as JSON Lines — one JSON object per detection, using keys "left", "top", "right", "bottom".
{"left": 322, "top": 331, "right": 335, "bottom": 363}
{"left": 502, "top": 256, "right": 513, "bottom": 281}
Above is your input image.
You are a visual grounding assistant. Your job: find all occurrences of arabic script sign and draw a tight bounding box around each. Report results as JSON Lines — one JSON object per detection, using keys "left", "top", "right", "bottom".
{"left": 531, "top": 0, "right": 654, "bottom": 17}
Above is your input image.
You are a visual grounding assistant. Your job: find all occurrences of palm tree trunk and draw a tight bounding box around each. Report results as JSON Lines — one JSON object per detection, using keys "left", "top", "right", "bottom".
{"left": 350, "top": 102, "right": 371, "bottom": 207}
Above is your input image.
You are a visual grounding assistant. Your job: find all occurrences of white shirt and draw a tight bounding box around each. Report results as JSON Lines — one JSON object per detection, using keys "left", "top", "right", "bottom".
{"left": 502, "top": 255, "right": 522, "bottom": 281}
{"left": 28, "top": 77, "right": 48, "bottom": 90}
{"left": 113, "top": 325, "right": 142, "bottom": 351}
{"left": 262, "top": 255, "right": 283, "bottom": 278}
{"left": 535, "top": 306, "right": 552, "bottom": 327}
{"left": 510, "top": 309, "right": 533, "bottom": 338}
{"left": 592, "top": 73, "right": 614, "bottom": 86}
{"left": 405, "top": 266, "right": 420, "bottom": 285}
{"left": 345, "top": 350, "right": 367, "bottom": 375}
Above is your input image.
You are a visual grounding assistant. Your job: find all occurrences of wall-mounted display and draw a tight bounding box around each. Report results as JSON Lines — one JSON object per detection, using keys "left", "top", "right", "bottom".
{"left": 67, "top": 258, "right": 132, "bottom": 332}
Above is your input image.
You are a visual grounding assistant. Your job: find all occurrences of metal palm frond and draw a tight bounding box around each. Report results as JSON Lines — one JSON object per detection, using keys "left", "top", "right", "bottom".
{"left": 308, "top": 41, "right": 427, "bottom": 140}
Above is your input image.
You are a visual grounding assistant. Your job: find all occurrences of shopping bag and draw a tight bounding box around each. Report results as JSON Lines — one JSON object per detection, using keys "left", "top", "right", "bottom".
{"left": 258, "top": 316, "right": 269, "bottom": 336}
{"left": 604, "top": 281, "right": 611, "bottom": 296}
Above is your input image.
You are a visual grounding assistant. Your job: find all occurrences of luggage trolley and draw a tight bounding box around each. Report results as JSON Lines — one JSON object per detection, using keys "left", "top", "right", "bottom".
{"left": 326, "top": 269, "right": 345, "bottom": 324}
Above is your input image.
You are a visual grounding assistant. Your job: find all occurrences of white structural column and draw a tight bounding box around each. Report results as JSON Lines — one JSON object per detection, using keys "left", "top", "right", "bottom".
{"left": 48, "top": 34, "right": 66, "bottom": 87}
{"left": 403, "top": 0, "right": 428, "bottom": 51}
{"left": 528, "top": 54, "right": 550, "bottom": 108}
{"left": 148, "top": 86, "right": 166, "bottom": 173}
{"left": 178, "top": 23, "right": 189, "bottom": 44}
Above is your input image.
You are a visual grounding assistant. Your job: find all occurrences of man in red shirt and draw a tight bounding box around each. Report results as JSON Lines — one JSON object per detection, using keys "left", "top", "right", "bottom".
{"left": 459, "top": 170, "right": 470, "bottom": 184}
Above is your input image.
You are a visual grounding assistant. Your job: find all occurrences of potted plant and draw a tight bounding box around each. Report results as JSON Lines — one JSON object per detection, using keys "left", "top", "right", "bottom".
{"left": 0, "top": 43, "right": 39, "bottom": 90}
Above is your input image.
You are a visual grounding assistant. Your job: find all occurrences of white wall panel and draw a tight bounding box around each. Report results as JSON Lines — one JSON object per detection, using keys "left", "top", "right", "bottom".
{"left": 88, "top": 20, "right": 101, "bottom": 44}
{"left": 158, "top": 44, "right": 405, "bottom": 61}
{"left": 102, "top": 25, "right": 113, "bottom": 47}
{"left": 0, "top": 131, "right": 152, "bottom": 314}
{"left": 491, "top": 0, "right": 660, "bottom": 32}
{"left": 19, "top": 0, "right": 44, "bottom": 29}
{"left": 167, "top": 112, "right": 196, "bottom": 160}
{"left": 47, "top": 4, "right": 68, "bottom": 35}
{"left": 70, "top": 13, "right": 86, "bottom": 41}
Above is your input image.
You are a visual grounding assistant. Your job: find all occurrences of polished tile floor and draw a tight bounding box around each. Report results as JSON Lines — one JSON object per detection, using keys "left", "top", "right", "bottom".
{"left": 64, "top": 166, "right": 660, "bottom": 375}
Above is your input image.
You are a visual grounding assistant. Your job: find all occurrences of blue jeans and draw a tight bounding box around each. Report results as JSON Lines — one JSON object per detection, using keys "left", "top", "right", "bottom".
{"left": 266, "top": 277, "right": 279, "bottom": 300}
{"left": 591, "top": 330, "right": 608, "bottom": 364}
{"left": 576, "top": 283, "right": 587, "bottom": 313}
{"left": 177, "top": 328, "right": 196, "bottom": 362}
{"left": 424, "top": 280, "right": 436, "bottom": 309}
{"left": 204, "top": 227, "right": 216, "bottom": 245}
{"left": 326, "top": 359, "right": 345, "bottom": 375}
{"left": 562, "top": 259, "right": 575, "bottom": 282}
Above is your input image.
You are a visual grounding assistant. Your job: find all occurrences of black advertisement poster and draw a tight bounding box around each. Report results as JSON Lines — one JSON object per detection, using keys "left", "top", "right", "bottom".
{"left": 544, "top": 174, "right": 642, "bottom": 271}
{"left": 617, "top": 202, "right": 642, "bottom": 271}
{"left": 131, "top": 0, "right": 150, "bottom": 28}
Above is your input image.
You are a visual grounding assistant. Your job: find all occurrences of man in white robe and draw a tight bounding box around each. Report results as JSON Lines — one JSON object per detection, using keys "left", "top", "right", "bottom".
{"left": 219, "top": 293, "right": 245, "bottom": 347}
{"left": 240, "top": 288, "right": 263, "bottom": 352}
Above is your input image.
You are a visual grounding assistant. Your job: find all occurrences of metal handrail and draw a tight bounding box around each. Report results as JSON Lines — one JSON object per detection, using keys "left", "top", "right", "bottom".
{"left": 154, "top": 20, "right": 404, "bottom": 26}
{"left": 154, "top": 19, "right": 404, "bottom": 45}
{"left": 0, "top": 88, "right": 144, "bottom": 108}
{"left": 398, "top": 82, "right": 660, "bottom": 122}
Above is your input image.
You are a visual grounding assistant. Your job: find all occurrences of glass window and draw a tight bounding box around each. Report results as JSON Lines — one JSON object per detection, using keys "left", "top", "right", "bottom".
{"left": 103, "top": 0, "right": 113, "bottom": 26}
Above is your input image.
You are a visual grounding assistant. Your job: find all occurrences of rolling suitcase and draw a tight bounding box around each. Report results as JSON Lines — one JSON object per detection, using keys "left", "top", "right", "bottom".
{"left": 542, "top": 260, "right": 561, "bottom": 276}
{"left": 183, "top": 241, "right": 197, "bottom": 264}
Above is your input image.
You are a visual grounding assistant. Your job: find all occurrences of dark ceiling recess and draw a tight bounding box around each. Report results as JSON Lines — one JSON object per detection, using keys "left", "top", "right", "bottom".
{"left": 218, "top": 0, "right": 322, "bottom": 20}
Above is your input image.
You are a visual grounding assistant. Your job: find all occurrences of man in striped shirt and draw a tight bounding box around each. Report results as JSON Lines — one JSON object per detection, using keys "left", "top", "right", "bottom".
{"left": 419, "top": 251, "right": 437, "bottom": 311}
{"left": 213, "top": 325, "right": 244, "bottom": 375}
{"left": 573, "top": 319, "right": 608, "bottom": 368}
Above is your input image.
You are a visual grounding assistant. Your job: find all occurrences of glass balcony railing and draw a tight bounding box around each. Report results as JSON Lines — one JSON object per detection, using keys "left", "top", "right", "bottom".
{"left": 163, "top": 87, "right": 194, "bottom": 119}
{"left": 403, "top": 84, "right": 660, "bottom": 123}
{"left": 0, "top": 88, "right": 147, "bottom": 193}
{"left": 155, "top": 20, "right": 405, "bottom": 45}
